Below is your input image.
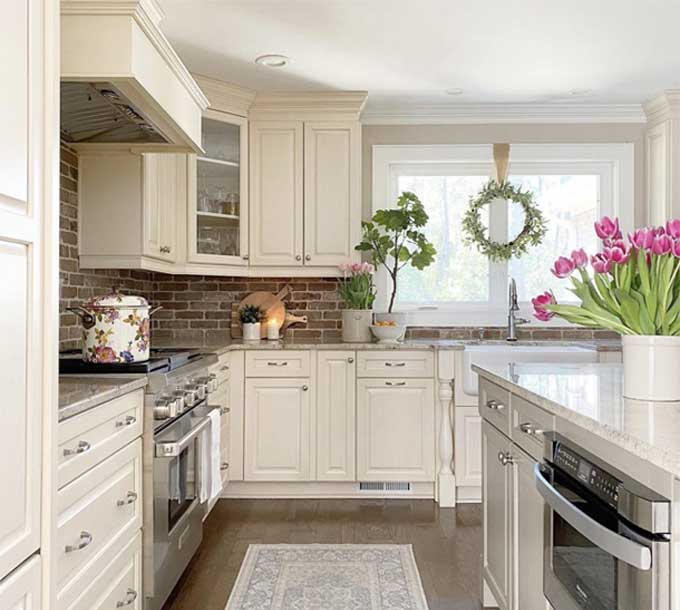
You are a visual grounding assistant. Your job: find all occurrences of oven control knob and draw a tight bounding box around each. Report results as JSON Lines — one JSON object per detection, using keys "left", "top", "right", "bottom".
{"left": 171, "top": 391, "right": 186, "bottom": 412}
{"left": 196, "top": 384, "right": 207, "bottom": 400}
{"left": 153, "top": 397, "right": 177, "bottom": 420}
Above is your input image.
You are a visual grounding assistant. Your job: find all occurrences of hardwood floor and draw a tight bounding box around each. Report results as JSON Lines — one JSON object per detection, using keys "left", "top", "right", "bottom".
{"left": 163, "top": 499, "right": 483, "bottom": 610}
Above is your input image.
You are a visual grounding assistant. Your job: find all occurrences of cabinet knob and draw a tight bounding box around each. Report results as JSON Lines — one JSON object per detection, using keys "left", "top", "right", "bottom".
{"left": 296, "top": 255, "right": 302, "bottom": 261}
{"left": 305, "top": 254, "right": 311, "bottom": 261}
{"left": 347, "top": 357, "right": 354, "bottom": 363}
{"left": 116, "top": 589, "right": 138, "bottom": 608}
{"left": 497, "top": 451, "right": 515, "bottom": 466}
{"left": 486, "top": 399, "right": 505, "bottom": 411}
{"left": 302, "top": 385, "right": 309, "bottom": 391}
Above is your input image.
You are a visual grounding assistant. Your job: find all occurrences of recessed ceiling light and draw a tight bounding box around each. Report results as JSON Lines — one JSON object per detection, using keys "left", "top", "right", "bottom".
{"left": 569, "top": 88, "right": 593, "bottom": 97}
{"left": 445, "top": 88, "right": 464, "bottom": 96}
{"left": 255, "top": 54, "right": 290, "bottom": 68}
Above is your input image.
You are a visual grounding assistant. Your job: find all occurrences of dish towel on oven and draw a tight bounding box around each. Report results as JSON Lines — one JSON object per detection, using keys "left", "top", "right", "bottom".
{"left": 199, "top": 408, "right": 223, "bottom": 503}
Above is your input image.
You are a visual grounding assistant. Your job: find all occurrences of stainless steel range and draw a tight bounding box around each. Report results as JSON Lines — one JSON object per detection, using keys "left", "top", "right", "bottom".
{"left": 60, "top": 348, "right": 221, "bottom": 610}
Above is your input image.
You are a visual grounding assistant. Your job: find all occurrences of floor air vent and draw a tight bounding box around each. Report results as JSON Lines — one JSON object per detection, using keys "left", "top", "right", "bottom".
{"left": 359, "top": 481, "right": 412, "bottom": 493}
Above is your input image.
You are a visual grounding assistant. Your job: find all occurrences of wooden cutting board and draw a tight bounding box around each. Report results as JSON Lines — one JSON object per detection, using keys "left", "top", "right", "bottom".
{"left": 235, "top": 285, "right": 307, "bottom": 338}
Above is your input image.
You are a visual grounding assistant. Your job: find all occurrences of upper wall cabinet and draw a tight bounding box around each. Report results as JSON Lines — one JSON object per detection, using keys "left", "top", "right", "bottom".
{"left": 187, "top": 111, "right": 249, "bottom": 266}
{"left": 249, "top": 119, "right": 362, "bottom": 271}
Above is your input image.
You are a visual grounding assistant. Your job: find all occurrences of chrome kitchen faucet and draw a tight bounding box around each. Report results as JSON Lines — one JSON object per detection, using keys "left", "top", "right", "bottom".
{"left": 506, "top": 278, "right": 529, "bottom": 341}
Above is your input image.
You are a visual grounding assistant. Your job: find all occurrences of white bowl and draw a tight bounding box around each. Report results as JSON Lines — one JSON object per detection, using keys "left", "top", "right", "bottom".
{"left": 370, "top": 324, "right": 405, "bottom": 344}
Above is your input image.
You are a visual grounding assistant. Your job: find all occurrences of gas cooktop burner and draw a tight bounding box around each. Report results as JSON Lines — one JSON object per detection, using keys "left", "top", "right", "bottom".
{"left": 59, "top": 348, "right": 204, "bottom": 374}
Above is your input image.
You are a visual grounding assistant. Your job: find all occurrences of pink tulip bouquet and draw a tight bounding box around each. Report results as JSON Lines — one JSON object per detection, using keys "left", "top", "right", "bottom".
{"left": 338, "top": 262, "right": 377, "bottom": 310}
{"left": 532, "top": 217, "right": 680, "bottom": 335}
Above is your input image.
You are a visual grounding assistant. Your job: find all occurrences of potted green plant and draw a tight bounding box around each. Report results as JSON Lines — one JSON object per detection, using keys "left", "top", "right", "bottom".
{"left": 337, "top": 262, "right": 376, "bottom": 342}
{"left": 239, "top": 304, "right": 267, "bottom": 342}
{"left": 355, "top": 191, "right": 436, "bottom": 326}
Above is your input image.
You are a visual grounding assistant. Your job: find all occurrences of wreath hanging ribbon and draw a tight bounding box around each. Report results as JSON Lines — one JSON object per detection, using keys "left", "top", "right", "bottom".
{"left": 461, "top": 143, "right": 548, "bottom": 262}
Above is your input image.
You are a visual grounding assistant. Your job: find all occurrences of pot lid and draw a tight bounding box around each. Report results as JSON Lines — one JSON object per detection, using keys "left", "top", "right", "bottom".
{"left": 86, "top": 292, "right": 149, "bottom": 308}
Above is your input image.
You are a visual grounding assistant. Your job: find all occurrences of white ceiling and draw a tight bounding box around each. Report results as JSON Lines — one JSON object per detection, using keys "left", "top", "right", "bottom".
{"left": 159, "top": 0, "right": 680, "bottom": 113}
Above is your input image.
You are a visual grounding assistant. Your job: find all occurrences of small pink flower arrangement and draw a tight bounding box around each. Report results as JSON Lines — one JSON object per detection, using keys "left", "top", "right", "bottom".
{"left": 533, "top": 217, "right": 680, "bottom": 335}
{"left": 338, "top": 262, "right": 376, "bottom": 310}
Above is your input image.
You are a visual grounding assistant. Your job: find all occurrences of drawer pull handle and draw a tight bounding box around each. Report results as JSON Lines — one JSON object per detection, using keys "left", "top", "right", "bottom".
{"left": 63, "top": 440, "right": 91, "bottom": 457}
{"left": 497, "top": 451, "right": 515, "bottom": 466}
{"left": 116, "top": 588, "right": 138, "bottom": 608}
{"left": 65, "top": 530, "right": 93, "bottom": 553}
{"left": 385, "top": 381, "right": 406, "bottom": 386}
{"left": 116, "top": 415, "right": 137, "bottom": 428}
{"left": 486, "top": 399, "right": 505, "bottom": 411}
{"left": 221, "top": 365, "right": 230, "bottom": 371}
{"left": 221, "top": 462, "right": 230, "bottom": 471}
{"left": 267, "top": 361, "right": 288, "bottom": 367}
{"left": 117, "top": 491, "right": 138, "bottom": 507}
{"left": 220, "top": 407, "right": 231, "bottom": 415}
{"left": 519, "top": 422, "right": 545, "bottom": 436}
{"left": 385, "top": 362, "right": 406, "bottom": 367}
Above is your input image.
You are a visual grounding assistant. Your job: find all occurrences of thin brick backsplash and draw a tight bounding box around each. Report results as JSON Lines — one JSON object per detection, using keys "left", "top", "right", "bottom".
{"left": 59, "top": 145, "right": 618, "bottom": 350}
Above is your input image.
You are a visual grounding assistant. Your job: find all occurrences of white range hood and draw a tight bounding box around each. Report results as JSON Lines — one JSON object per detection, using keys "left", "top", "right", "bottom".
{"left": 60, "top": 0, "right": 207, "bottom": 152}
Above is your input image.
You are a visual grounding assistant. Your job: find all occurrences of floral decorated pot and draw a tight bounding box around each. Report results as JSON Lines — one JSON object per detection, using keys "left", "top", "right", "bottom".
{"left": 67, "top": 293, "right": 162, "bottom": 363}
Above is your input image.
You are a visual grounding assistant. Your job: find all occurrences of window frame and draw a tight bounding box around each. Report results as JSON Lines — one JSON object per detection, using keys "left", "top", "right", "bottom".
{"left": 371, "top": 143, "right": 635, "bottom": 326}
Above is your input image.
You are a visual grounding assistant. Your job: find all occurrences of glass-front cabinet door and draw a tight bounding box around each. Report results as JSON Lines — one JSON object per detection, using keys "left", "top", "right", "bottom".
{"left": 188, "top": 110, "right": 248, "bottom": 265}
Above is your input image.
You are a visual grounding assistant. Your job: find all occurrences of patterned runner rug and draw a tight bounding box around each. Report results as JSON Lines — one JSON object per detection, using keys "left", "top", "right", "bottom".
{"left": 225, "top": 544, "right": 430, "bottom": 610}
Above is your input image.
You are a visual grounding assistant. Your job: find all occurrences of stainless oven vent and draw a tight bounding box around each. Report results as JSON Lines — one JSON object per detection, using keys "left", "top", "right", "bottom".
{"left": 60, "top": 82, "right": 169, "bottom": 145}
{"left": 359, "top": 481, "right": 412, "bottom": 493}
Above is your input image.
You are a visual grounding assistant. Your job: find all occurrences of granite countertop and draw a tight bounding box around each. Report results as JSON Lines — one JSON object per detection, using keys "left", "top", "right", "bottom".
{"left": 59, "top": 376, "right": 147, "bottom": 422}
{"left": 473, "top": 362, "right": 680, "bottom": 478}
{"left": 189, "top": 337, "right": 622, "bottom": 356}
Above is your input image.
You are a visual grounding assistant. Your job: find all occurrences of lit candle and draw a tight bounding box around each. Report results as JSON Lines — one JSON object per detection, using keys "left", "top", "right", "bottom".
{"left": 267, "top": 319, "right": 281, "bottom": 341}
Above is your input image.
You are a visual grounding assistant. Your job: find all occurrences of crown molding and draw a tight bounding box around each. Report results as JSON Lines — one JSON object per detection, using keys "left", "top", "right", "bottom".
{"left": 643, "top": 90, "right": 680, "bottom": 126}
{"left": 250, "top": 91, "right": 368, "bottom": 121}
{"left": 361, "top": 102, "right": 646, "bottom": 125}
{"left": 192, "top": 74, "right": 257, "bottom": 117}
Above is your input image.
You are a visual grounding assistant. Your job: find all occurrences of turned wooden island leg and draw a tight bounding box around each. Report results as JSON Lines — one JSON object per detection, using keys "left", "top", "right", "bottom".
{"left": 436, "top": 350, "right": 456, "bottom": 507}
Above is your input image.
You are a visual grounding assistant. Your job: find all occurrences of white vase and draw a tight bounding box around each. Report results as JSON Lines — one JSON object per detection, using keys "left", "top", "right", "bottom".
{"left": 373, "top": 311, "right": 408, "bottom": 340}
{"left": 342, "top": 309, "right": 373, "bottom": 343}
{"left": 242, "top": 322, "right": 261, "bottom": 342}
{"left": 622, "top": 335, "right": 680, "bottom": 401}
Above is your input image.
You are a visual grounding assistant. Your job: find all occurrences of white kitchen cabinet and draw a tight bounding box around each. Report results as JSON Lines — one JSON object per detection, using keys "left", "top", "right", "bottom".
{"left": 244, "top": 378, "right": 312, "bottom": 481}
{"left": 0, "top": 555, "right": 41, "bottom": 610}
{"left": 303, "top": 122, "right": 361, "bottom": 266}
{"left": 316, "top": 351, "right": 356, "bottom": 481}
{"left": 357, "top": 378, "right": 435, "bottom": 482}
{"left": 455, "top": 406, "right": 482, "bottom": 498}
{"left": 187, "top": 110, "right": 249, "bottom": 266}
{"left": 79, "top": 152, "right": 185, "bottom": 270}
{"left": 0, "top": 0, "right": 47, "bottom": 581}
{"left": 482, "top": 420, "right": 512, "bottom": 610}
{"left": 249, "top": 121, "right": 304, "bottom": 266}
{"left": 513, "top": 447, "right": 550, "bottom": 610}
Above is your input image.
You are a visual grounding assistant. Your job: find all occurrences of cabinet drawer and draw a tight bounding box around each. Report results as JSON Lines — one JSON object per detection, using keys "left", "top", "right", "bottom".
{"left": 56, "top": 439, "right": 142, "bottom": 591}
{"left": 478, "top": 379, "right": 510, "bottom": 436}
{"left": 211, "top": 355, "right": 232, "bottom": 384}
{"left": 58, "top": 531, "right": 142, "bottom": 610}
{"left": 511, "top": 395, "right": 554, "bottom": 461}
{"left": 245, "top": 350, "right": 311, "bottom": 377}
{"left": 58, "top": 389, "right": 143, "bottom": 489}
{"left": 356, "top": 351, "right": 434, "bottom": 378}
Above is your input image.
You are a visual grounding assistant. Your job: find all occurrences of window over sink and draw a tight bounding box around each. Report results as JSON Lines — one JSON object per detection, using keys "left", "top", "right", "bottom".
{"left": 372, "top": 144, "right": 634, "bottom": 326}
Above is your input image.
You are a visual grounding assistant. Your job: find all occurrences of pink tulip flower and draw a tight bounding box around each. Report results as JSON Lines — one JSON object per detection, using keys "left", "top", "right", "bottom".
{"left": 591, "top": 253, "right": 613, "bottom": 274}
{"left": 652, "top": 234, "right": 673, "bottom": 256}
{"left": 532, "top": 291, "right": 556, "bottom": 322}
{"left": 672, "top": 240, "right": 680, "bottom": 258}
{"left": 667, "top": 220, "right": 680, "bottom": 239}
{"left": 604, "top": 245, "right": 630, "bottom": 265}
{"left": 594, "top": 216, "right": 621, "bottom": 241}
{"left": 571, "top": 248, "right": 588, "bottom": 269}
{"left": 551, "top": 256, "right": 576, "bottom": 278}
{"left": 629, "top": 227, "right": 655, "bottom": 250}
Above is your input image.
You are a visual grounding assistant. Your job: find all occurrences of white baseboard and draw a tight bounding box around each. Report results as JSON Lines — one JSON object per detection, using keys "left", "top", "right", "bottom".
{"left": 222, "top": 480, "right": 436, "bottom": 499}
{"left": 456, "top": 485, "right": 482, "bottom": 503}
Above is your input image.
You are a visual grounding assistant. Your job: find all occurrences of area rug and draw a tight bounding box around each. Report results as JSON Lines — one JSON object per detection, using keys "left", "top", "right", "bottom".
{"left": 225, "top": 544, "right": 430, "bottom": 610}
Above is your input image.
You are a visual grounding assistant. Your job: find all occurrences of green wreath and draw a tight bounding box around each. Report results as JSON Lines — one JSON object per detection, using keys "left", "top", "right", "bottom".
{"left": 461, "top": 180, "right": 548, "bottom": 261}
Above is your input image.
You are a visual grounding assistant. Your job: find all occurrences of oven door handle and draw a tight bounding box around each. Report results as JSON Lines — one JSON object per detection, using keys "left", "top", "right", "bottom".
{"left": 155, "top": 417, "right": 211, "bottom": 458}
{"left": 534, "top": 464, "right": 652, "bottom": 571}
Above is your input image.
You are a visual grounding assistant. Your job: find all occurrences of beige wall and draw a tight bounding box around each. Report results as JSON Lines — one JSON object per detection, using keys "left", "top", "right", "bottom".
{"left": 361, "top": 123, "right": 647, "bottom": 225}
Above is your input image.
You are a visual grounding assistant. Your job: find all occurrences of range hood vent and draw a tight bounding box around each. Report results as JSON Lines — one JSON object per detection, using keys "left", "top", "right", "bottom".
{"left": 61, "top": 0, "right": 207, "bottom": 152}
{"left": 61, "top": 83, "right": 168, "bottom": 145}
